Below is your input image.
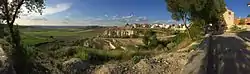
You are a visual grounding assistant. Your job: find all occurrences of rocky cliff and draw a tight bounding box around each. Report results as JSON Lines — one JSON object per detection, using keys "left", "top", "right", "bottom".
{"left": 86, "top": 42, "right": 200, "bottom": 74}
{"left": 74, "top": 38, "right": 143, "bottom": 50}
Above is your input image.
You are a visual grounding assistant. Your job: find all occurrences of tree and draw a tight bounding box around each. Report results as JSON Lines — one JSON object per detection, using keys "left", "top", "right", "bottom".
{"left": 189, "top": 0, "right": 226, "bottom": 27}
{"left": 239, "top": 19, "right": 245, "bottom": 25}
{"left": 247, "top": 14, "right": 250, "bottom": 17}
{"left": 0, "top": 0, "right": 45, "bottom": 74}
{"left": 166, "top": 0, "right": 192, "bottom": 39}
{"left": 166, "top": 0, "right": 226, "bottom": 35}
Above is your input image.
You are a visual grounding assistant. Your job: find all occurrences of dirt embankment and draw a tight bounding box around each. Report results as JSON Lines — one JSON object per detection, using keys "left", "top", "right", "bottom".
{"left": 86, "top": 41, "right": 204, "bottom": 74}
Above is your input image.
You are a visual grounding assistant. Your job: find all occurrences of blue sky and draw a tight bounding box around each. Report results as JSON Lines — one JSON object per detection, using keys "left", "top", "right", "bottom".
{"left": 225, "top": 0, "right": 250, "bottom": 18}
{"left": 45, "top": 0, "right": 170, "bottom": 20}
{"left": 16, "top": 0, "right": 250, "bottom": 26}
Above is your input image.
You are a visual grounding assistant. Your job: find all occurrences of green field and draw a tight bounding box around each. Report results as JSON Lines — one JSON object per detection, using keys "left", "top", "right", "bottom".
{"left": 20, "top": 28, "right": 104, "bottom": 45}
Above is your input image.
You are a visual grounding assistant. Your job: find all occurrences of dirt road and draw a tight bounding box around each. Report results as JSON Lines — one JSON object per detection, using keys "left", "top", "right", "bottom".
{"left": 208, "top": 32, "right": 250, "bottom": 74}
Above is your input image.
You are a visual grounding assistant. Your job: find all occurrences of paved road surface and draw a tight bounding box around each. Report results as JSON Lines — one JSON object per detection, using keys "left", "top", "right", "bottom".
{"left": 209, "top": 32, "right": 250, "bottom": 74}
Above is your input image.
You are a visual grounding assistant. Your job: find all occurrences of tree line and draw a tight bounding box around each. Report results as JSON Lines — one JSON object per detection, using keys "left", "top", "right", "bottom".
{"left": 166, "top": 0, "right": 227, "bottom": 38}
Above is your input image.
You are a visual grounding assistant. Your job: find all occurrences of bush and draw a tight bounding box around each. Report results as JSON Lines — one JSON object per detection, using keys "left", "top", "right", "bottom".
{"left": 143, "top": 30, "right": 158, "bottom": 48}
{"left": 132, "top": 56, "right": 144, "bottom": 64}
{"left": 75, "top": 46, "right": 152, "bottom": 63}
{"left": 74, "top": 49, "right": 89, "bottom": 61}
{"left": 23, "top": 46, "right": 37, "bottom": 60}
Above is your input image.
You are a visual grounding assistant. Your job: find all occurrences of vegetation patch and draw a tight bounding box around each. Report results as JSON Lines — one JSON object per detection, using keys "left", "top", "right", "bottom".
{"left": 21, "top": 33, "right": 52, "bottom": 45}
{"left": 74, "top": 48, "right": 89, "bottom": 61}
{"left": 230, "top": 25, "right": 247, "bottom": 33}
{"left": 75, "top": 46, "right": 154, "bottom": 63}
{"left": 132, "top": 56, "right": 144, "bottom": 64}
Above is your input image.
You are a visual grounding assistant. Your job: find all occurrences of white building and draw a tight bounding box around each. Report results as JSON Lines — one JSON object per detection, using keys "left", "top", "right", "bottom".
{"left": 151, "top": 23, "right": 170, "bottom": 29}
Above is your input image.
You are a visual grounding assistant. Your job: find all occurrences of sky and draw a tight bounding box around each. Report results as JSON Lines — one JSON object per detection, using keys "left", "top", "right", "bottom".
{"left": 15, "top": 0, "right": 250, "bottom": 26}
{"left": 225, "top": 0, "right": 250, "bottom": 18}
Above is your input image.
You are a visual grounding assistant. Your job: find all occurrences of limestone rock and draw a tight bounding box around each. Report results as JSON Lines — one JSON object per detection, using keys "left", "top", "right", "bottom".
{"left": 132, "top": 58, "right": 169, "bottom": 74}
{"left": 62, "top": 58, "right": 90, "bottom": 74}
{"left": 0, "top": 41, "right": 16, "bottom": 74}
{"left": 95, "top": 64, "right": 125, "bottom": 74}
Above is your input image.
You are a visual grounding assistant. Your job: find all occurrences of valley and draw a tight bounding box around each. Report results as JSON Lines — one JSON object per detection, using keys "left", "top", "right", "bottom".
{"left": 13, "top": 25, "right": 199, "bottom": 74}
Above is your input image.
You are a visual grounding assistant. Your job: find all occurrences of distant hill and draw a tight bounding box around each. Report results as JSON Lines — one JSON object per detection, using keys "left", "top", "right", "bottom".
{"left": 1, "top": 24, "right": 114, "bottom": 30}
{"left": 19, "top": 25, "right": 108, "bottom": 29}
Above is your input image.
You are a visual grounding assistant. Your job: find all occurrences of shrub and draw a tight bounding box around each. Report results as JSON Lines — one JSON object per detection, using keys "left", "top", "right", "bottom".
{"left": 143, "top": 30, "right": 158, "bottom": 48}
{"left": 132, "top": 56, "right": 144, "bottom": 64}
{"left": 74, "top": 49, "right": 89, "bottom": 61}
{"left": 23, "top": 46, "right": 36, "bottom": 60}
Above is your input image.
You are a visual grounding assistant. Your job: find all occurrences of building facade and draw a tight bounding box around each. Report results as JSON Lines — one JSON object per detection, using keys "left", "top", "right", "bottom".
{"left": 223, "top": 8, "right": 235, "bottom": 28}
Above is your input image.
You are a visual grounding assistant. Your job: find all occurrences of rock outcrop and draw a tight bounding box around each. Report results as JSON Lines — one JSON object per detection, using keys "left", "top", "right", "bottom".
{"left": 89, "top": 41, "right": 202, "bottom": 74}
{"left": 94, "top": 64, "right": 121, "bottom": 74}
{"left": 62, "top": 58, "right": 90, "bottom": 74}
{"left": 0, "top": 39, "right": 16, "bottom": 74}
{"left": 81, "top": 38, "right": 122, "bottom": 50}
{"left": 76, "top": 38, "right": 142, "bottom": 50}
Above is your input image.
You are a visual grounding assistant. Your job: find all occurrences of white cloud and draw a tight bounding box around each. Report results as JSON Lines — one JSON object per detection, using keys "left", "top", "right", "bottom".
{"left": 20, "top": 3, "right": 72, "bottom": 18}
{"left": 111, "top": 15, "right": 119, "bottom": 20}
{"left": 17, "top": 12, "right": 168, "bottom": 26}
{"left": 45, "top": 3, "right": 72, "bottom": 15}
{"left": 135, "top": 16, "right": 147, "bottom": 22}
{"left": 153, "top": 20, "right": 177, "bottom": 24}
{"left": 104, "top": 14, "right": 108, "bottom": 17}
{"left": 122, "top": 14, "right": 134, "bottom": 19}
{"left": 166, "top": 20, "right": 177, "bottom": 24}
{"left": 65, "top": 13, "right": 72, "bottom": 18}
{"left": 16, "top": 3, "right": 72, "bottom": 25}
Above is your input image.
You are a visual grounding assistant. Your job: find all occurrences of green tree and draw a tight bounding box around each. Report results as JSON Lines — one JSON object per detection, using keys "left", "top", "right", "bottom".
{"left": 189, "top": 0, "right": 226, "bottom": 26}
{"left": 239, "top": 19, "right": 245, "bottom": 25}
{"left": 166, "top": 0, "right": 192, "bottom": 39}
{"left": 166, "top": 0, "right": 226, "bottom": 35}
{"left": 0, "top": 0, "right": 45, "bottom": 74}
{"left": 247, "top": 14, "right": 250, "bottom": 17}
